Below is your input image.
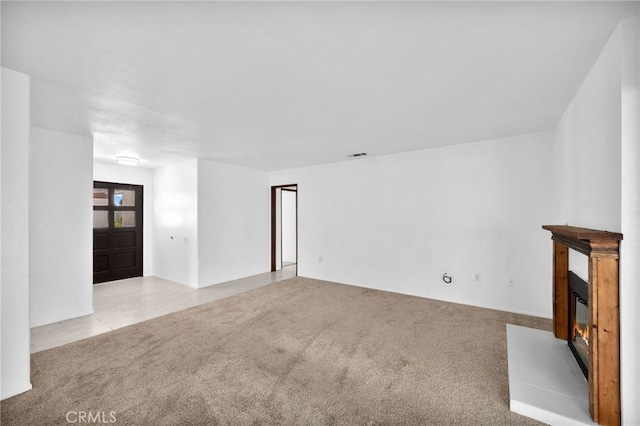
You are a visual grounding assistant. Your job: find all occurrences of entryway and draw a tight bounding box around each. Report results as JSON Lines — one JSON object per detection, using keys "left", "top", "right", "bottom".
{"left": 93, "top": 182, "right": 143, "bottom": 284}
{"left": 31, "top": 268, "right": 296, "bottom": 353}
{"left": 271, "top": 184, "right": 297, "bottom": 274}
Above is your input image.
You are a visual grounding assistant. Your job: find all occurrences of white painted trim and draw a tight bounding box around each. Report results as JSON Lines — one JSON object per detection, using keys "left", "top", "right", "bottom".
{"left": 1, "top": 382, "right": 32, "bottom": 401}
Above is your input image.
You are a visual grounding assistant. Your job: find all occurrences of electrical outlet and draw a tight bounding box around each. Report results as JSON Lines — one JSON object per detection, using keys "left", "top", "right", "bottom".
{"left": 508, "top": 277, "right": 516, "bottom": 287}
{"left": 475, "top": 273, "right": 481, "bottom": 282}
{"left": 318, "top": 255, "right": 323, "bottom": 263}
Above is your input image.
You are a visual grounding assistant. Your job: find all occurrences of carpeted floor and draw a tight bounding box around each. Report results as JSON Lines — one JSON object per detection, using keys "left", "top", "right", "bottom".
{"left": 2, "top": 277, "right": 551, "bottom": 425}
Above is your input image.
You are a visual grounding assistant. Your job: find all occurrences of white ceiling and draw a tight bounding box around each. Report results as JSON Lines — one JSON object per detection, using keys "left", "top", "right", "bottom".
{"left": 2, "top": 1, "right": 638, "bottom": 170}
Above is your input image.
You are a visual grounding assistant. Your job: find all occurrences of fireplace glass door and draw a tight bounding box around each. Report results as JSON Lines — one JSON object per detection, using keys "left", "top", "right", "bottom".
{"left": 568, "top": 271, "right": 589, "bottom": 379}
{"left": 570, "top": 295, "right": 589, "bottom": 378}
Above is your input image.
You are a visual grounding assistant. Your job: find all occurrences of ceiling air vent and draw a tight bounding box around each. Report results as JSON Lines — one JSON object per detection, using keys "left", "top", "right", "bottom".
{"left": 348, "top": 152, "right": 368, "bottom": 158}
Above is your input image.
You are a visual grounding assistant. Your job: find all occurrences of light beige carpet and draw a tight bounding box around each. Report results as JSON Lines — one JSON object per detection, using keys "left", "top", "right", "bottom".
{"left": 2, "top": 277, "right": 551, "bottom": 425}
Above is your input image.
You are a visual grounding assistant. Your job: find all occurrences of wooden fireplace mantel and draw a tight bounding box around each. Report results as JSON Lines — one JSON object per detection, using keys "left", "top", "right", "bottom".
{"left": 542, "top": 225, "right": 623, "bottom": 426}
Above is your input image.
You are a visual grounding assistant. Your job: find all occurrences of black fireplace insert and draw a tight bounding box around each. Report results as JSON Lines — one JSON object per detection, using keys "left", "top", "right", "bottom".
{"left": 568, "top": 270, "right": 589, "bottom": 379}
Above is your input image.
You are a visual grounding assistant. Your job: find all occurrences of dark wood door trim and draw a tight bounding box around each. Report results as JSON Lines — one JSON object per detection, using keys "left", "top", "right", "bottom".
{"left": 270, "top": 184, "right": 297, "bottom": 273}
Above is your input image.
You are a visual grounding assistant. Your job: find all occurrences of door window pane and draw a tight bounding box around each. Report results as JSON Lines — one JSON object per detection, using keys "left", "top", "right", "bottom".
{"left": 114, "top": 211, "right": 136, "bottom": 228}
{"left": 93, "top": 211, "right": 108, "bottom": 228}
{"left": 93, "top": 188, "right": 109, "bottom": 206}
{"left": 114, "top": 189, "right": 135, "bottom": 206}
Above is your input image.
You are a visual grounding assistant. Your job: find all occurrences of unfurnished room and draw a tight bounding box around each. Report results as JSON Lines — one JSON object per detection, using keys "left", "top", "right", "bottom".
{"left": 1, "top": 1, "right": 639, "bottom": 425}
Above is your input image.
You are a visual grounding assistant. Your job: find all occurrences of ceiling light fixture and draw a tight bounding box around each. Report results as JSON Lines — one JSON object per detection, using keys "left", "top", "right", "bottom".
{"left": 115, "top": 156, "right": 140, "bottom": 166}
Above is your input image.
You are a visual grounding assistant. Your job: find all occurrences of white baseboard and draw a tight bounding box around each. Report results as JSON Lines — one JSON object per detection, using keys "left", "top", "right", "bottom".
{"left": 1, "top": 382, "right": 32, "bottom": 401}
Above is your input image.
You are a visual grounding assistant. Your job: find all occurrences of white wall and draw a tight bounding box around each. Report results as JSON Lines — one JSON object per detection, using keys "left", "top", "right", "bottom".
{"left": 153, "top": 159, "right": 198, "bottom": 287}
{"left": 93, "top": 162, "right": 154, "bottom": 276}
{"left": 552, "top": 24, "right": 622, "bottom": 230}
{"left": 620, "top": 18, "right": 640, "bottom": 426}
{"left": 153, "top": 158, "right": 269, "bottom": 288}
{"left": 271, "top": 131, "right": 554, "bottom": 318}
{"left": 282, "top": 190, "right": 296, "bottom": 263}
{"left": 30, "top": 127, "right": 93, "bottom": 327}
{"left": 1, "top": 68, "right": 32, "bottom": 399}
{"left": 553, "top": 18, "right": 640, "bottom": 424}
{"left": 197, "top": 159, "right": 269, "bottom": 287}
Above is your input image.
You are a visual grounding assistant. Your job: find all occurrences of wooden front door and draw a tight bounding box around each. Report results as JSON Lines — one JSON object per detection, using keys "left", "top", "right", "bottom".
{"left": 93, "top": 182, "right": 143, "bottom": 284}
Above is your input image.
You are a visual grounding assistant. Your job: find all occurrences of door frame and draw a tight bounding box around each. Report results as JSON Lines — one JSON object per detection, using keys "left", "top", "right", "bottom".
{"left": 271, "top": 184, "right": 298, "bottom": 272}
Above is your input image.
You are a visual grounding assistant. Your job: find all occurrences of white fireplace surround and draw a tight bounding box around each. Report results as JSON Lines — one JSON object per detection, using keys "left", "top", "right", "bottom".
{"left": 507, "top": 325, "right": 594, "bottom": 425}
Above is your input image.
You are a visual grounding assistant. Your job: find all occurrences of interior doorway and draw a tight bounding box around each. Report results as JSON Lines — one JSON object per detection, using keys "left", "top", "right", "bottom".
{"left": 93, "top": 181, "right": 143, "bottom": 284}
{"left": 271, "top": 184, "right": 297, "bottom": 275}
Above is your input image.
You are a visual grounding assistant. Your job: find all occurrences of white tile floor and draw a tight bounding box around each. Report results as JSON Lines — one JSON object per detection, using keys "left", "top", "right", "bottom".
{"left": 507, "top": 324, "right": 595, "bottom": 426}
{"left": 31, "top": 266, "right": 297, "bottom": 353}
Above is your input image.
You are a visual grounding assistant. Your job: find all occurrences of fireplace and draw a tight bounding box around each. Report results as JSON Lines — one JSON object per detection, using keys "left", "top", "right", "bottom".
{"left": 543, "top": 225, "right": 622, "bottom": 425}
{"left": 568, "top": 271, "right": 589, "bottom": 379}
